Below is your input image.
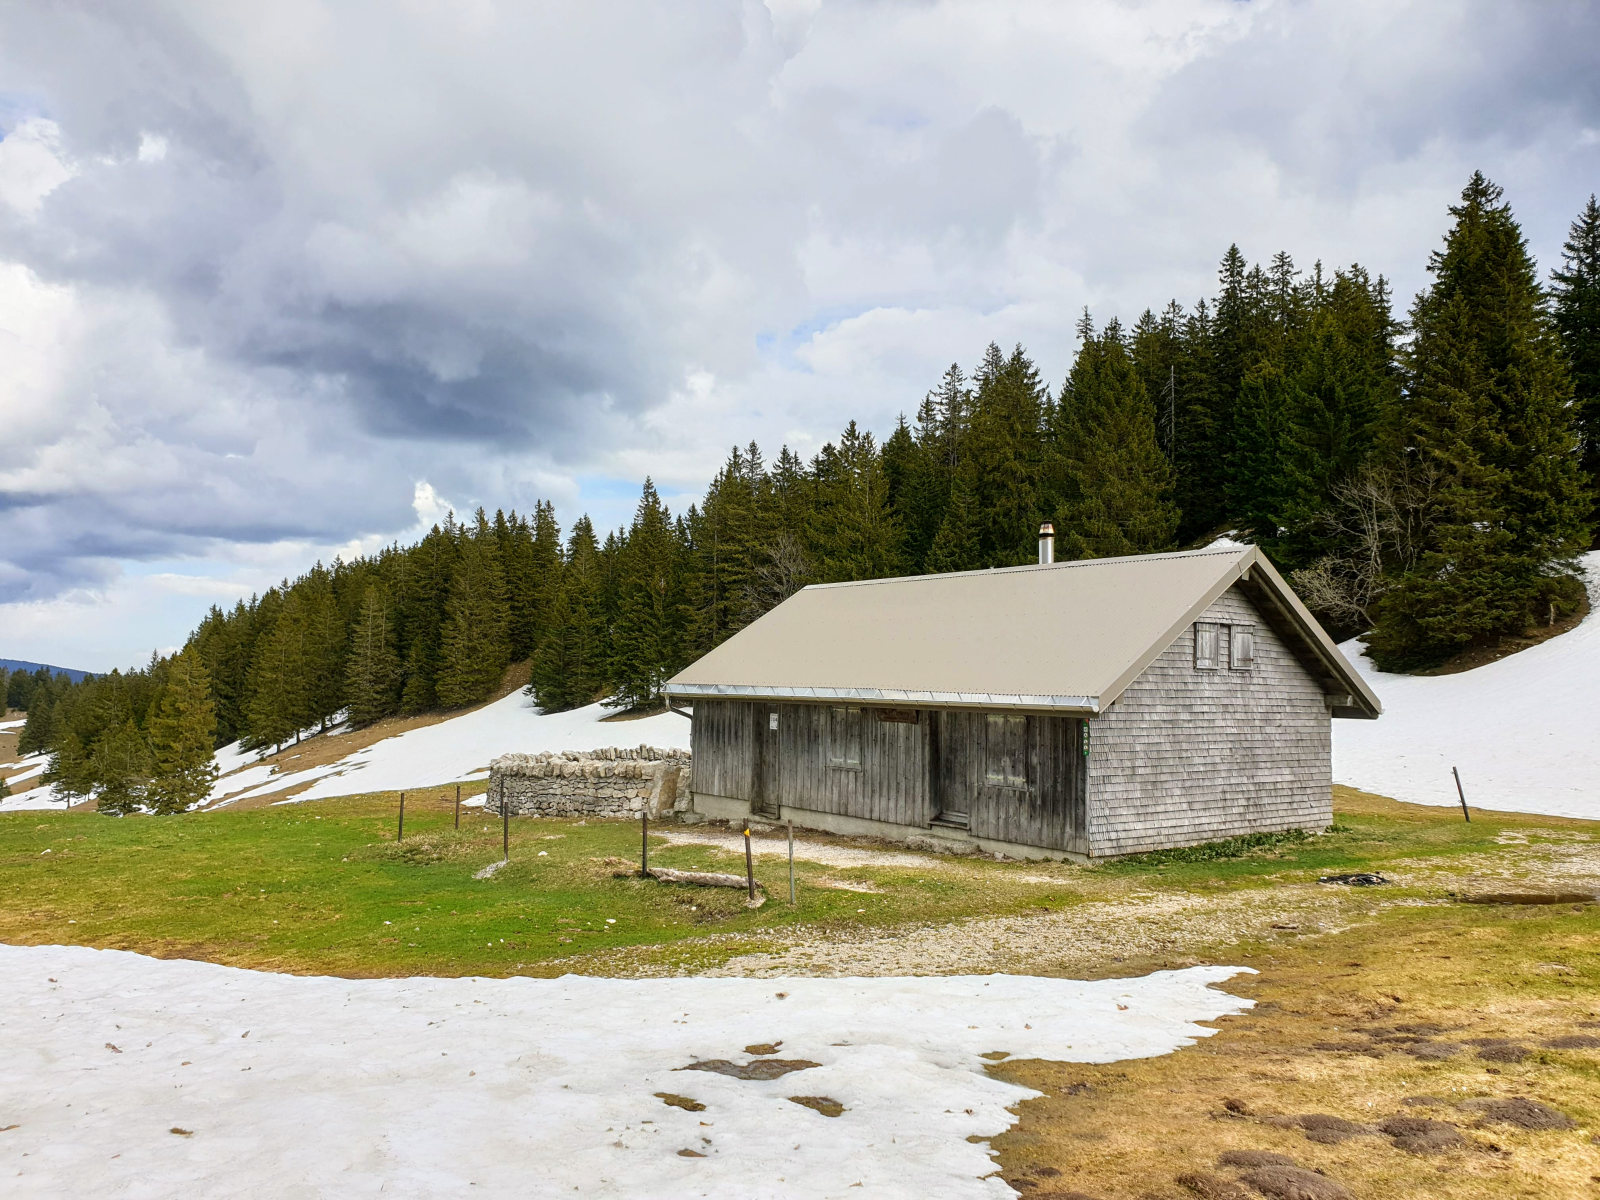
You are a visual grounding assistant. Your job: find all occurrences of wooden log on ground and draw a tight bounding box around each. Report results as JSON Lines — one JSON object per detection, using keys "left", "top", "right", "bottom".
{"left": 646, "top": 866, "right": 761, "bottom": 891}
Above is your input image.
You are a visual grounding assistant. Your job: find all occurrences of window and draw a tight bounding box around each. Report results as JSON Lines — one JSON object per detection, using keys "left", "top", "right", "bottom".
{"left": 827, "top": 706, "right": 862, "bottom": 768}
{"left": 1194, "top": 622, "right": 1221, "bottom": 670}
{"left": 985, "top": 714, "right": 1028, "bottom": 788}
{"left": 1230, "top": 624, "right": 1256, "bottom": 670}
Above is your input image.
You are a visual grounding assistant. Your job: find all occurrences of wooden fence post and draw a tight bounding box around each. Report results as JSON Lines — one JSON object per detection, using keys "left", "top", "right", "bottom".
{"left": 788, "top": 820, "right": 795, "bottom": 905}
{"left": 454, "top": 784, "right": 461, "bottom": 830}
{"left": 502, "top": 781, "right": 510, "bottom": 862}
{"left": 744, "top": 825, "right": 755, "bottom": 900}
{"left": 1452, "top": 766, "right": 1470, "bottom": 823}
{"left": 641, "top": 811, "right": 649, "bottom": 875}
{"left": 397, "top": 792, "right": 405, "bottom": 842}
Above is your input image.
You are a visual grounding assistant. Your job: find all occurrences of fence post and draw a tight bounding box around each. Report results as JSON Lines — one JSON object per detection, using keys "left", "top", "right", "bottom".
{"left": 1452, "top": 766, "right": 1470, "bottom": 823}
{"left": 788, "top": 820, "right": 795, "bottom": 905}
{"left": 502, "top": 782, "right": 510, "bottom": 862}
{"left": 744, "top": 824, "right": 755, "bottom": 900}
{"left": 641, "top": 811, "right": 649, "bottom": 875}
{"left": 397, "top": 792, "right": 405, "bottom": 842}
{"left": 454, "top": 784, "right": 461, "bottom": 830}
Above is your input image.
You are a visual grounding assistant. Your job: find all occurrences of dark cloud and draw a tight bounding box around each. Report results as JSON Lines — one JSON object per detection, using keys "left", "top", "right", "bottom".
{"left": 0, "top": 0, "right": 1596, "bottom": 661}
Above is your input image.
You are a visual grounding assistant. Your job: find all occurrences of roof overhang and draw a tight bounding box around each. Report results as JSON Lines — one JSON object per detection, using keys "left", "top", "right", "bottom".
{"left": 662, "top": 681, "right": 1099, "bottom": 713}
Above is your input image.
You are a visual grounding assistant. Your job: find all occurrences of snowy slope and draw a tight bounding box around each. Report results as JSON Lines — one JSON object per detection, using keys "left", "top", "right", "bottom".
{"left": 0, "top": 944, "right": 1250, "bottom": 1199}
{"left": 1333, "top": 550, "right": 1600, "bottom": 820}
{"left": 0, "top": 752, "right": 62, "bottom": 811}
{"left": 212, "top": 692, "right": 690, "bottom": 805}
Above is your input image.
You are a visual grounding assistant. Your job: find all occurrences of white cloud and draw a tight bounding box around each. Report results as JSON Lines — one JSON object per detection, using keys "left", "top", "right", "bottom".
{"left": 0, "top": 0, "right": 1597, "bottom": 666}
{"left": 0, "top": 118, "right": 74, "bottom": 216}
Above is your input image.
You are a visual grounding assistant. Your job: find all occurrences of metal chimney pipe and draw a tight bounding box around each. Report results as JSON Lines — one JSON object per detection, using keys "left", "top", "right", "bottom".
{"left": 1038, "top": 522, "right": 1055, "bottom": 565}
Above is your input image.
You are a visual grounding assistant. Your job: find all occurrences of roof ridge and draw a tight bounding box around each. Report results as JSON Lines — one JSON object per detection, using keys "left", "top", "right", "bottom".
{"left": 804, "top": 545, "right": 1253, "bottom": 591}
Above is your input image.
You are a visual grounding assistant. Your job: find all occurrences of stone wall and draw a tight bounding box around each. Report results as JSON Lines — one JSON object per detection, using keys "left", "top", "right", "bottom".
{"left": 486, "top": 746, "right": 693, "bottom": 820}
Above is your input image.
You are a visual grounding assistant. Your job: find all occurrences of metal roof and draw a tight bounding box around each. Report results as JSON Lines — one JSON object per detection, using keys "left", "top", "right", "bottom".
{"left": 664, "top": 545, "right": 1381, "bottom": 719}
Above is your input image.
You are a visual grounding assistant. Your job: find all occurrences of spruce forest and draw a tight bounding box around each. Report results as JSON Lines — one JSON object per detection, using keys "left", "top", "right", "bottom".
{"left": 13, "top": 175, "right": 1600, "bottom": 813}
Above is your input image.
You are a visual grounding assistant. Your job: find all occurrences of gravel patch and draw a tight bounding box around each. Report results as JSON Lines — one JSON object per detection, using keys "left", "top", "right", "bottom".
{"left": 657, "top": 827, "right": 946, "bottom": 870}
{"left": 699, "top": 886, "right": 1374, "bottom": 978}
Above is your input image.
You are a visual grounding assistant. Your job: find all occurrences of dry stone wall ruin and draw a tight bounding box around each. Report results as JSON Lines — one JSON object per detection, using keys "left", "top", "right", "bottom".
{"left": 486, "top": 746, "right": 692, "bottom": 820}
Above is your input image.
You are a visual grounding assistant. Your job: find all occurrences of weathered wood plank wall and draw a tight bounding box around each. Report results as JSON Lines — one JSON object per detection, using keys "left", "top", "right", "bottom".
{"left": 934, "top": 711, "right": 1085, "bottom": 853}
{"left": 691, "top": 699, "right": 1087, "bottom": 851}
{"left": 692, "top": 700, "right": 934, "bottom": 829}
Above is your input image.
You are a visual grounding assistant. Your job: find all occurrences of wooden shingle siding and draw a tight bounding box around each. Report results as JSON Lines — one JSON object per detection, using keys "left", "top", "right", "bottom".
{"left": 1086, "top": 585, "right": 1331, "bottom": 857}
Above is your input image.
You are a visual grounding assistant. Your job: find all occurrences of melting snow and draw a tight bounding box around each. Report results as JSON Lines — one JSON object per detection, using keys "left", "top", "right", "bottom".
{"left": 207, "top": 694, "right": 689, "bottom": 805}
{"left": 0, "top": 945, "right": 1250, "bottom": 1198}
{"left": 1334, "top": 550, "right": 1600, "bottom": 819}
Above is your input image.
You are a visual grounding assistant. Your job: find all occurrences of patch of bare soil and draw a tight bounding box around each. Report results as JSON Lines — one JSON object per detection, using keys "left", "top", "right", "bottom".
{"left": 985, "top": 907, "right": 1600, "bottom": 1200}
{"left": 676, "top": 1057, "right": 819, "bottom": 1081}
{"left": 787, "top": 1095, "right": 845, "bottom": 1117}
{"left": 654, "top": 1092, "right": 705, "bottom": 1112}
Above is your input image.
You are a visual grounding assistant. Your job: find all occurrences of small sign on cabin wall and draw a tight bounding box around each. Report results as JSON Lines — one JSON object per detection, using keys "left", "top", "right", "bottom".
{"left": 875, "top": 708, "right": 920, "bottom": 724}
{"left": 768, "top": 711, "right": 779, "bottom": 731}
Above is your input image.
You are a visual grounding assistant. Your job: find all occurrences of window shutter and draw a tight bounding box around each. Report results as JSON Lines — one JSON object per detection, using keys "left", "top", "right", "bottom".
{"left": 984, "top": 714, "right": 1028, "bottom": 787}
{"left": 828, "top": 706, "right": 862, "bottom": 767}
{"left": 1194, "top": 623, "right": 1220, "bottom": 669}
{"left": 1231, "top": 625, "right": 1255, "bottom": 670}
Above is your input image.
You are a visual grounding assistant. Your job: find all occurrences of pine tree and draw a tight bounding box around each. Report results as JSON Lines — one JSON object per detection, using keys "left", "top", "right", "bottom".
{"left": 436, "top": 511, "right": 513, "bottom": 708}
{"left": 299, "top": 565, "right": 346, "bottom": 732}
{"left": 44, "top": 727, "right": 94, "bottom": 803}
{"left": 345, "top": 586, "right": 401, "bottom": 725}
{"left": 925, "top": 471, "right": 983, "bottom": 573}
{"left": 609, "top": 480, "right": 680, "bottom": 709}
{"left": 809, "top": 422, "right": 904, "bottom": 583}
{"left": 397, "top": 518, "right": 459, "bottom": 713}
{"left": 1054, "top": 319, "right": 1179, "bottom": 558}
{"left": 965, "top": 343, "right": 1049, "bottom": 565}
{"left": 246, "top": 591, "right": 309, "bottom": 750}
{"left": 1368, "top": 173, "right": 1591, "bottom": 668}
{"left": 529, "top": 517, "right": 608, "bottom": 712}
{"left": 146, "top": 648, "right": 219, "bottom": 814}
{"left": 93, "top": 719, "right": 153, "bottom": 815}
{"left": 1551, "top": 194, "right": 1600, "bottom": 504}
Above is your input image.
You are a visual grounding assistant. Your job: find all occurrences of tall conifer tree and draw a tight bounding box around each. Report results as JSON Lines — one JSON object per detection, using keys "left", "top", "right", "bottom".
{"left": 437, "top": 511, "right": 513, "bottom": 708}
{"left": 1055, "top": 319, "right": 1179, "bottom": 558}
{"left": 608, "top": 480, "right": 680, "bottom": 709}
{"left": 1369, "top": 173, "right": 1590, "bottom": 668}
{"left": 146, "top": 648, "right": 219, "bottom": 814}
{"left": 1552, "top": 194, "right": 1600, "bottom": 505}
{"left": 345, "top": 586, "right": 401, "bottom": 725}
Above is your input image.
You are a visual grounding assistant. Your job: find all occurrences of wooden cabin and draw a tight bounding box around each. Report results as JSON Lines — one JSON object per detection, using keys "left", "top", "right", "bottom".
{"left": 663, "top": 539, "right": 1380, "bottom": 860}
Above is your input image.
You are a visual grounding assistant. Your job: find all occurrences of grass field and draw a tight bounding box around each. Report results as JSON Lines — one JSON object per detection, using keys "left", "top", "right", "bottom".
{"left": 0, "top": 784, "right": 1591, "bottom": 979}
{"left": 3, "top": 785, "right": 1597, "bottom": 1196}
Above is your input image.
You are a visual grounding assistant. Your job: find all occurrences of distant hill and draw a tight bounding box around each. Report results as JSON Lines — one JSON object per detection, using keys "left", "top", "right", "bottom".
{"left": 0, "top": 659, "right": 96, "bottom": 684}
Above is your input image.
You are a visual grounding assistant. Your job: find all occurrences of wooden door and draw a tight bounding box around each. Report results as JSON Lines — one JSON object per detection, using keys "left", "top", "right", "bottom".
{"left": 753, "top": 706, "right": 781, "bottom": 816}
{"left": 932, "top": 710, "right": 971, "bottom": 826}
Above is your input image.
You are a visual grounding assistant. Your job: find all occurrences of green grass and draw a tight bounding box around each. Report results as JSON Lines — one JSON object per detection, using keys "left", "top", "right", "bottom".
{"left": 0, "top": 785, "right": 1590, "bottom": 978}
{"left": 0, "top": 790, "right": 1088, "bottom": 976}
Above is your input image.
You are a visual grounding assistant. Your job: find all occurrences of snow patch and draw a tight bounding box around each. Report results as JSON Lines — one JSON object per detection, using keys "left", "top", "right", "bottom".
{"left": 0, "top": 945, "right": 1251, "bottom": 1198}
{"left": 223, "top": 693, "right": 688, "bottom": 804}
{"left": 1333, "top": 550, "right": 1600, "bottom": 820}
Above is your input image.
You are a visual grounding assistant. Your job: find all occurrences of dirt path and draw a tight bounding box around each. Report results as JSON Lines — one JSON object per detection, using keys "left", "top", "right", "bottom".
{"left": 656, "top": 826, "right": 952, "bottom": 871}
{"left": 702, "top": 883, "right": 1382, "bottom": 977}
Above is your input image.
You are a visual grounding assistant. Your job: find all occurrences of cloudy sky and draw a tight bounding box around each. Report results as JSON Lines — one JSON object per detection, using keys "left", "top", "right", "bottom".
{"left": 1, "top": 0, "right": 1597, "bottom": 673}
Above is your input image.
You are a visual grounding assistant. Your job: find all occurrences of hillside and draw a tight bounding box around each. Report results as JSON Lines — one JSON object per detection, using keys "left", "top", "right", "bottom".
{"left": 206, "top": 693, "right": 689, "bottom": 806}
{"left": 1, "top": 659, "right": 94, "bottom": 683}
{"left": 1333, "top": 550, "right": 1600, "bottom": 820}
